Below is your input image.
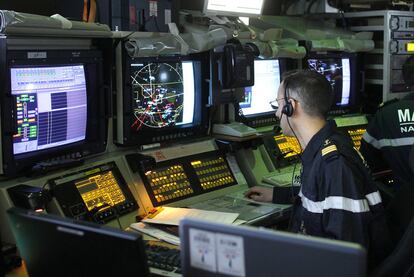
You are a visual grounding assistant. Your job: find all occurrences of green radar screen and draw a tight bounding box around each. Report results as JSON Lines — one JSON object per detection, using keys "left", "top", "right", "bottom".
{"left": 131, "top": 62, "right": 184, "bottom": 130}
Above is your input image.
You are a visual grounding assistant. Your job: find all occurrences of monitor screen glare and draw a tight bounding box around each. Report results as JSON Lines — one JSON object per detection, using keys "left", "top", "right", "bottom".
{"left": 204, "top": 0, "right": 264, "bottom": 16}
{"left": 130, "top": 61, "right": 195, "bottom": 131}
{"left": 240, "top": 59, "right": 281, "bottom": 116}
{"left": 11, "top": 65, "right": 87, "bottom": 155}
{"left": 307, "top": 58, "right": 351, "bottom": 107}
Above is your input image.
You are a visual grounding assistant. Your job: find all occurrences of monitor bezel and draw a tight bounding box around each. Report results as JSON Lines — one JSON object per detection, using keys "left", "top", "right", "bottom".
{"left": 117, "top": 52, "right": 210, "bottom": 147}
{"left": 235, "top": 58, "right": 286, "bottom": 128}
{"left": 202, "top": 0, "right": 264, "bottom": 17}
{"left": 180, "top": 218, "right": 366, "bottom": 277}
{"left": 7, "top": 207, "right": 149, "bottom": 277}
{"left": 304, "top": 52, "right": 361, "bottom": 114}
{"left": 0, "top": 49, "right": 108, "bottom": 176}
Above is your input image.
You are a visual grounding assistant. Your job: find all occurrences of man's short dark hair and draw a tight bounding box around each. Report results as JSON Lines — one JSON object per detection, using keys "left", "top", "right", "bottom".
{"left": 282, "top": 70, "right": 333, "bottom": 118}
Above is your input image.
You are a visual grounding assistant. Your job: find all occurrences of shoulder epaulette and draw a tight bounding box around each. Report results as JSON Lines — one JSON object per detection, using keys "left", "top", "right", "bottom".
{"left": 321, "top": 139, "right": 339, "bottom": 160}
{"left": 378, "top": 98, "right": 399, "bottom": 109}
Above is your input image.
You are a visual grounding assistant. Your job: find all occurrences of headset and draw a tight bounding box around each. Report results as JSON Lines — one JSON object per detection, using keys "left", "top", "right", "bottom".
{"left": 282, "top": 77, "right": 294, "bottom": 117}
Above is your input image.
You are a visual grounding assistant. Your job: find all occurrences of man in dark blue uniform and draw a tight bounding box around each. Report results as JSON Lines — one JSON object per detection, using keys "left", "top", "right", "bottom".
{"left": 360, "top": 55, "right": 414, "bottom": 190}
{"left": 246, "top": 70, "right": 389, "bottom": 265}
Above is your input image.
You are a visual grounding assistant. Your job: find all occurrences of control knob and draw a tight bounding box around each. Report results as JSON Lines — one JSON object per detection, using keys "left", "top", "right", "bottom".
{"left": 390, "top": 16, "right": 400, "bottom": 31}
{"left": 390, "top": 40, "right": 398, "bottom": 54}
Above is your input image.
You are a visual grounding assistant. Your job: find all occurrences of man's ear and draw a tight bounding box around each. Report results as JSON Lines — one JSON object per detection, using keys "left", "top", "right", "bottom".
{"left": 290, "top": 99, "right": 298, "bottom": 115}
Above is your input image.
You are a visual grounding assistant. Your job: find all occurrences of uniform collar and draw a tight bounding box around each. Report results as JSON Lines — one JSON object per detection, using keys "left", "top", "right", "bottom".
{"left": 301, "top": 120, "right": 336, "bottom": 164}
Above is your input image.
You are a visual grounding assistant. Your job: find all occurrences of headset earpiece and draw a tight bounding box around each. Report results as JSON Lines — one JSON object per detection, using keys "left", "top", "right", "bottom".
{"left": 282, "top": 99, "right": 294, "bottom": 117}
{"left": 282, "top": 80, "right": 294, "bottom": 117}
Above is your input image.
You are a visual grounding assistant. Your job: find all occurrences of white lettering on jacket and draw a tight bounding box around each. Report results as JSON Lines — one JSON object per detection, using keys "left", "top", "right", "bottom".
{"left": 398, "top": 109, "right": 414, "bottom": 133}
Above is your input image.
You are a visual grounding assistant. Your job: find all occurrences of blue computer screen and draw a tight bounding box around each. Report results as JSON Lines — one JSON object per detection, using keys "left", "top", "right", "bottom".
{"left": 11, "top": 65, "right": 87, "bottom": 155}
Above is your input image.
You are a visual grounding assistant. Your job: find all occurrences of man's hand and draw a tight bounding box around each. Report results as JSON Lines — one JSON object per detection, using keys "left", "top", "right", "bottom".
{"left": 244, "top": 186, "right": 273, "bottom": 203}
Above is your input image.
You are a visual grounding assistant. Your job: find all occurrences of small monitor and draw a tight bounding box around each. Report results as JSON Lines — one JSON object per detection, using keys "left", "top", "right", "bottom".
{"left": 117, "top": 53, "right": 209, "bottom": 146}
{"left": 238, "top": 59, "right": 282, "bottom": 127}
{"left": 7, "top": 207, "right": 149, "bottom": 277}
{"left": 50, "top": 162, "right": 138, "bottom": 223}
{"left": 203, "top": 0, "right": 265, "bottom": 17}
{"left": 11, "top": 65, "right": 87, "bottom": 155}
{"left": 274, "top": 133, "right": 301, "bottom": 159}
{"left": 305, "top": 53, "right": 360, "bottom": 114}
{"left": 180, "top": 218, "right": 366, "bottom": 277}
{"left": 262, "top": 132, "right": 301, "bottom": 169}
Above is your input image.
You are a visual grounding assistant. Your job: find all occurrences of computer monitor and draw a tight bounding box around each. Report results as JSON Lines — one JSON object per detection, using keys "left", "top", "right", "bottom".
{"left": 203, "top": 0, "right": 265, "bottom": 17}
{"left": 180, "top": 218, "right": 366, "bottom": 277}
{"left": 7, "top": 207, "right": 149, "bottom": 277}
{"left": 116, "top": 53, "right": 209, "bottom": 146}
{"left": 237, "top": 59, "right": 283, "bottom": 127}
{"left": 305, "top": 53, "right": 360, "bottom": 114}
{"left": 0, "top": 49, "right": 108, "bottom": 176}
{"left": 11, "top": 65, "right": 87, "bottom": 155}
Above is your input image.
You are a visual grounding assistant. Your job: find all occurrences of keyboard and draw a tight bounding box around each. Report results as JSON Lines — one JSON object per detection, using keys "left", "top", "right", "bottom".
{"left": 146, "top": 241, "right": 182, "bottom": 277}
{"left": 262, "top": 168, "right": 301, "bottom": 187}
{"left": 189, "top": 195, "right": 281, "bottom": 221}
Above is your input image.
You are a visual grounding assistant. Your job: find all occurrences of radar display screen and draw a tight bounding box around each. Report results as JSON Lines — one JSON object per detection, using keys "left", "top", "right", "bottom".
{"left": 130, "top": 61, "right": 195, "bottom": 131}
{"left": 143, "top": 164, "right": 194, "bottom": 205}
{"left": 307, "top": 58, "right": 351, "bottom": 108}
{"left": 191, "top": 156, "right": 237, "bottom": 191}
{"left": 274, "top": 134, "right": 301, "bottom": 158}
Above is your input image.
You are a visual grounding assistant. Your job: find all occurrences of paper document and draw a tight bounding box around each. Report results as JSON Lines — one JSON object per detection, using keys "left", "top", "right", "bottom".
{"left": 142, "top": 207, "right": 239, "bottom": 226}
{"left": 130, "top": 222, "right": 180, "bottom": 245}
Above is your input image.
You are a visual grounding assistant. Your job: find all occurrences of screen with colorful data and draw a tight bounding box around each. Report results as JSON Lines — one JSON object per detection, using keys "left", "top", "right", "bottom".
{"left": 1, "top": 48, "right": 107, "bottom": 176}
{"left": 118, "top": 54, "right": 209, "bottom": 146}
{"left": 12, "top": 65, "right": 87, "bottom": 155}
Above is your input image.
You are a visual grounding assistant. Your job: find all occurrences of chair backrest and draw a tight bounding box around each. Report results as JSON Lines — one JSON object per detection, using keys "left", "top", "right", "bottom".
{"left": 371, "top": 217, "right": 414, "bottom": 277}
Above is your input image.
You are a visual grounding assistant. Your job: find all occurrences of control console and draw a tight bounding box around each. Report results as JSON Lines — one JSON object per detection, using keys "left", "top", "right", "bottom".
{"left": 49, "top": 162, "right": 138, "bottom": 223}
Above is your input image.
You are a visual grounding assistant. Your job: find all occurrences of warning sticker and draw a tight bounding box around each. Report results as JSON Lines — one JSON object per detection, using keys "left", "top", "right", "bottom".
{"left": 217, "top": 233, "right": 246, "bottom": 276}
{"left": 189, "top": 228, "right": 217, "bottom": 272}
